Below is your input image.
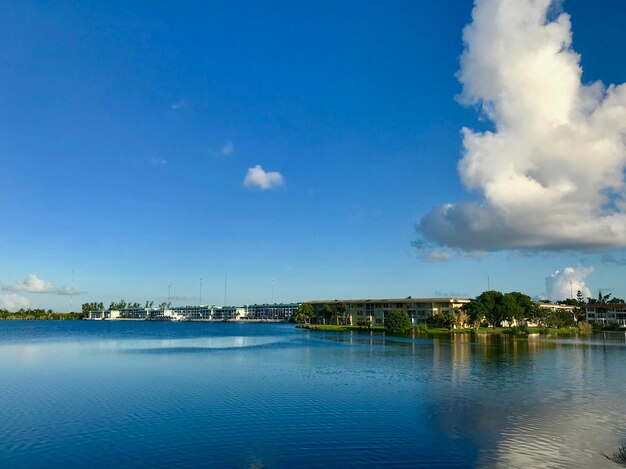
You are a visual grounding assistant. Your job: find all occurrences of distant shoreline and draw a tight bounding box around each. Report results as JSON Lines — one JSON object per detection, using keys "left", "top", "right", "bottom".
{"left": 0, "top": 316, "right": 292, "bottom": 323}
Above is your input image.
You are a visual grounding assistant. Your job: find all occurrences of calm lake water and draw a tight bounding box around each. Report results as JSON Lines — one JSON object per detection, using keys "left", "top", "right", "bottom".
{"left": 1, "top": 321, "right": 625, "bottom": 468}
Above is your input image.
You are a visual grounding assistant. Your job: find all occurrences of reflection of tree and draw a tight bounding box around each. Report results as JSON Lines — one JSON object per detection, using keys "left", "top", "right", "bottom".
{"left": 426, "top": 334, "right": 619, "bottom": 468}
{"left": 604, "top": 443, "right": 626, "bottom": 466}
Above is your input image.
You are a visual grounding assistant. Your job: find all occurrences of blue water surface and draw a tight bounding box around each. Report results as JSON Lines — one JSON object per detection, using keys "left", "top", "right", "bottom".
{"left": 1, "top": 321, "right": 625, "bottom": 468}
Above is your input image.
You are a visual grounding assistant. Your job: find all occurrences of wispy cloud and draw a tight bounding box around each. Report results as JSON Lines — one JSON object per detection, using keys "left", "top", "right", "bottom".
{"left": 433, "top": 290, "right": 469, "bottom": 298}
{"left": 0, "top": 294, "right": 29, "bottom": 311}
{"left": 150, "top": 158, "right": 167, "bottom": 167}
{"left": 416, "top": 0, "right": 626, "bottom": 255}
{"left": 421, "top": 250, "right": 452, "bottom": 263}
{"left": 243, "top": 165, "right": 284, "bottom": 190}
{"left": 170, "top": 99, "right": 185, "bottom": 110}
{"left": 601, "top": 253, "right": 626, "bottom": 266}
{"left": 158, "top": 295, "right": 196, "bottom": 302}
{"left": 1, "top": 274, "right": 77, "bottom": 296}
{"left": 221, "top": 141, "right": 234, "bottom": 156}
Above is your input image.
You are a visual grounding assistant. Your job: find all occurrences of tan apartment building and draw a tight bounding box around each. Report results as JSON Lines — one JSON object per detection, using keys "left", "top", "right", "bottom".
{"left": 309, "top": 297, "right": 470, "bottom": 326}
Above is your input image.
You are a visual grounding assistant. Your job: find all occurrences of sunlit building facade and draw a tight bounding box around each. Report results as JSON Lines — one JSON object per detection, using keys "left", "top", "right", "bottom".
{"left": 308, "top": 297, "right": 471, "bottom": 325}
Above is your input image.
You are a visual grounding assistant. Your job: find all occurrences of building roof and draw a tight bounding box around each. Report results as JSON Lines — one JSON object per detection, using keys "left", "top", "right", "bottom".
{"left": 538, "top": 303, "right": 577, "bottom": 310}
{"left": 246, "top": 303, "right": 300, "bottom": 307}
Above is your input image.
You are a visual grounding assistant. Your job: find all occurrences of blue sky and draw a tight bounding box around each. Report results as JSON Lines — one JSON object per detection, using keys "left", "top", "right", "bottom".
{"left": 1, "top": 0, "right": 626, "bottom": 310}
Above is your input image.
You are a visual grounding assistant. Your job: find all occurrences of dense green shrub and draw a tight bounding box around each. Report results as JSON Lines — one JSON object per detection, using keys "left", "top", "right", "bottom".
{"left": 426, "top": 314, "right": 454, "bottom": 329}
{"left": 356, "top": 319, "right": 371, "bottom": 329}
{"left": 384, "top": 310, "right": 412, "bottom": 335}
{"left": 592, "top": 321, "right": 604, "bottom": 332}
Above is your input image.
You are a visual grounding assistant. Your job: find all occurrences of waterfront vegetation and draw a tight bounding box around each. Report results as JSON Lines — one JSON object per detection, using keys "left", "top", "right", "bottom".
{"left": 293, "top": 303, "right": 314, "bottom": 324}
{"left": 298, "top": 288, "right": 626, "bottom": 337}
{"left": 82, "top": 300, "right": 158, "bottom": 313}
{"left": 0, "top": 309, "right": 85, "bottom": 320}
{"left": 384, "top": 310, "right": 412, "bottom": 334}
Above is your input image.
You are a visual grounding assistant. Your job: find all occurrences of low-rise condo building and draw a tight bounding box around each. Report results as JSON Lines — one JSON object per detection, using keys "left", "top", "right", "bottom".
{"left": 582, "top": 304, "right": 626, "bottom": 326}
{"left": 87, "top": 303, "right": 300, "bottom": 321}
{"left": 308, "top": 297, "right": 471, "bottom": 326}
{"left": 246, "top": 303, "right": 299, "bottom": 321}
{"left": 87, "top": 307, "right": 182, "bottom": 320}
{"left": 174, "top": 305, "right": 213, "bottom": 320}
{"left": 211, "top": 306, "right": 246, "bottom": 320}
{"left": 88, "top": 309, "right": 121, "bottom": 320}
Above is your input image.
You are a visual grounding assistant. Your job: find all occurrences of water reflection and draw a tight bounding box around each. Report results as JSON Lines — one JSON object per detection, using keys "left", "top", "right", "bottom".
{"left": 421, "top": 333, "right": 626, "bottom": 468}
{"left": 0, "top": 323, "right": 624, "bottom": 468}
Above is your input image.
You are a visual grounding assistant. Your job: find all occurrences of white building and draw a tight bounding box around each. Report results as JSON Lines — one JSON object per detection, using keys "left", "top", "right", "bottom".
{"left": 583, "top": 304, "right": 626, "bottom": 326}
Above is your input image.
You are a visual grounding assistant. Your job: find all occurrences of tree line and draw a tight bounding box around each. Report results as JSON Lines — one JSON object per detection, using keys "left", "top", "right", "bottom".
{"left": 0, "top": 308, "right": 85, "bottom": 320}
{"left": 548, "top": 290, "right": 625, "bottom": 306}
{"left": 293, "top": 289, "right": 601, "bottom": 333}
{"left": 81, "top": 300, "right": 169, "bottom": 313}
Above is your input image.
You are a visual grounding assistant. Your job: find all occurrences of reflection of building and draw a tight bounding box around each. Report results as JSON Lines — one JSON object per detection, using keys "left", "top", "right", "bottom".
{"left": 582, "top": 304, "right": 626, "bottom": 325}
{"left": 87, "top": 303, "right": 299, "bottom": 321}
{"left": 309, "top": 298, "right": 471, "bottom": 325}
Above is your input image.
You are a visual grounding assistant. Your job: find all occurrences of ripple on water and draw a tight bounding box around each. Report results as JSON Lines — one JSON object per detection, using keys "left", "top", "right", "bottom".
{"left": 0, "top": 324, "right": 625, "bottom": 468}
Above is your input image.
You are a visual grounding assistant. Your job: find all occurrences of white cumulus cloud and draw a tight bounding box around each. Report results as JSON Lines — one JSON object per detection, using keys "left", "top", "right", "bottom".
{"left": 0, "top": 294, "right": 30, "bottom": 311}
{"left": 1, "top": 274, "right": 75, "bottom": 296}
{"left": 545, "top": 265, "right": 593, "bottom": 301}
{"left": 13, "top": 274, "right": 55, "bottom": 293}
{"left": 243, "top": 165, "right": 284, "bottom": 190}
{"left": 417, "top": 0, "right": 626, "bottom": 253}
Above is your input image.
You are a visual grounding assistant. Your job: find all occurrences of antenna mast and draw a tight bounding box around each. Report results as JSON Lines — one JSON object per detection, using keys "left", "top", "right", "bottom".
{"left": 199, "top": 277, "right": 203, "bottom": 305}
{"left": 69, "top": 267, "right": 75, "bottom": 313}
{"left": 224, "top": 274, "right": 228, "bottom": 306}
